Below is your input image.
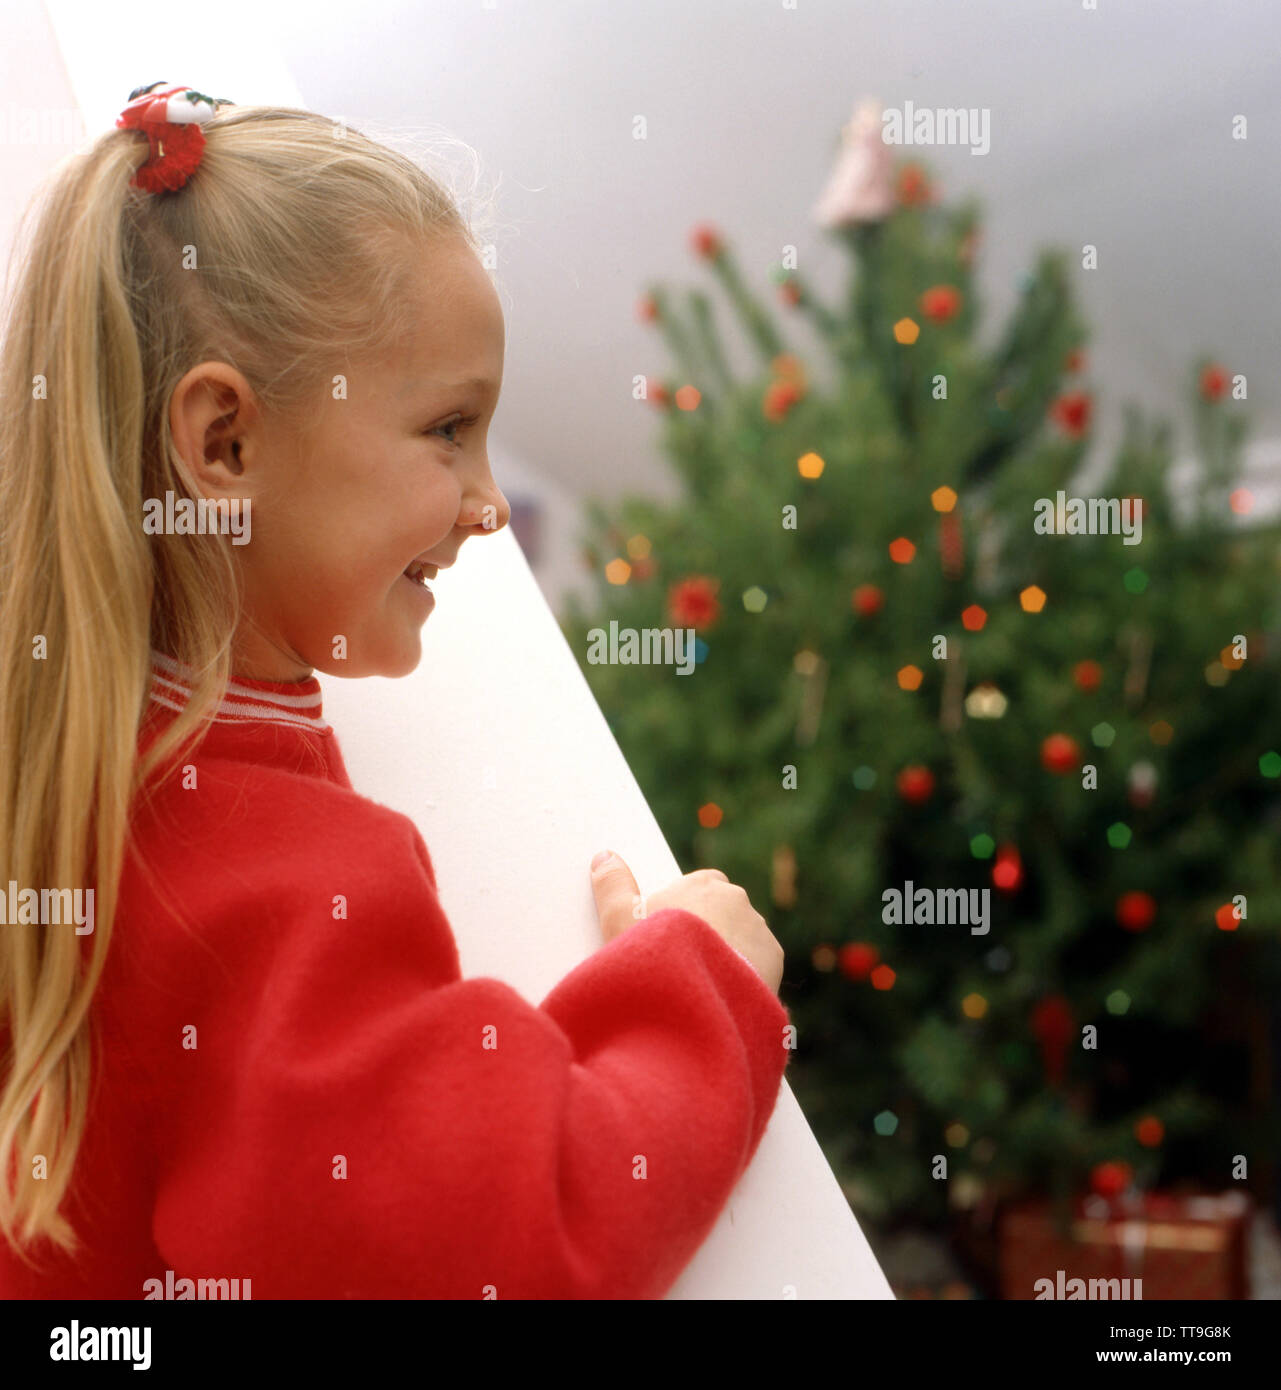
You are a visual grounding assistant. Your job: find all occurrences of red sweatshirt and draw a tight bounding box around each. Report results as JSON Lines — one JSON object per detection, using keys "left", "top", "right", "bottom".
{"left": 0, "top": 653, "right": 789, "bottom": 1299}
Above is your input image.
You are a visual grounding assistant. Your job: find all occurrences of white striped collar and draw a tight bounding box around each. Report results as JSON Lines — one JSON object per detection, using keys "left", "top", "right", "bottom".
{"left": 148, "top": 649, "right": 332, "bottom": 734}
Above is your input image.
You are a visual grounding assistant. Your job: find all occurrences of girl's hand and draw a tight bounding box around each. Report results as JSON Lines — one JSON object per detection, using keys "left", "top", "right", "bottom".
{"left": 590, "top": 851, "right": 784, "bottom": 994}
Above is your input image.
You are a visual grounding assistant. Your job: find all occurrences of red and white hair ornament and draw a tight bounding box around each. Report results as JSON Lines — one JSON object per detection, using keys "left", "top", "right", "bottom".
{"left": 116, "top": 82, "right": 233, "bottom": 193}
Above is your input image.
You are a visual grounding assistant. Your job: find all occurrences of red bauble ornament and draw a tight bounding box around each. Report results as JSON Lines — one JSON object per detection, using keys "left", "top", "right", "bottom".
{"left": 1073, "top": 659, "right": 1102, "bottom": 693}
{"left": 636, "top": 294, "right": 658, "bottom": 323}
{"left": 838, "top": 942, "right": 880, "bottom": 981}
{"left": 667, "top": 575, "right": 721, "bottom": 630}
{"left": 992, "top": 843, "right": 1023, "bottom": 894}
{"left": 763, "top": 379, "right": 803, "bottom": 423}
{"left": 897, "top": 162, "right": 932, "bottom": 206}
{"left": 1090, "top": 1160, "right": 1133, "bottom": 1200}
{"left": 939, "top": 511, "right": 964, "bottom": 580}
{"left": 1040, "top": 733, "right": 1081, "bottom": 775}
{"left": 852, "top": 584, "right": 884, "bottom": 618}
{"left": 645, "top": 378, "right": 670, "bottom": 410}
{"left": 1200, "top": 363, "right": 1229, "bottom": 400}
{"left": 779, "top": 279, "right": 801, "bottom": 308}
{"left": 1135, "top": 1115, "right": 1164, "bottom": 1148}
{"left": 1116, "top": 891, "right": 1156, "bottom": 932}
{"left": 1030, "top": 994, "right": 1074, "bottom": 1088}
{"left": 1049, "top": 391, "right": 1092, "bottom": 438}
{"left": 630, "top": 557, "right": 655, "bottom": 582}
{"left": 920, "top": 285, "right": 962, "bottom": 323}
{"left": 690, "top": 223, "right": 724, "bottom": 261}
{"left": 896, "top": 765, "right": 935, "bottom": 805}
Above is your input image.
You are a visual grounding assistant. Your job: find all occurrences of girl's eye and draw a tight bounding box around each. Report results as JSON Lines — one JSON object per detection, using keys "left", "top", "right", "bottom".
{"left": 427, "top": 415, "right": 479, "bottom": 448}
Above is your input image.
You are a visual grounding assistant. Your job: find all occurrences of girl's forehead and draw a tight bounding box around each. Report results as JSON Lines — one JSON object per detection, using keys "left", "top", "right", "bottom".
{"left": 387, "top": 263, "right": 505, "bottom": 381}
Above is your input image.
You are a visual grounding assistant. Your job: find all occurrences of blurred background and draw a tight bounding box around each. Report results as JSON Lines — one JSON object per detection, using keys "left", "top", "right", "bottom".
{"left": 5, "top": 0, "right": 1279, "bottom": 1299}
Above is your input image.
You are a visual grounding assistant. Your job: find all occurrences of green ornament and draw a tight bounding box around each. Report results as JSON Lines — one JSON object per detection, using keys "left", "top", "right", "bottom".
{"left": 1123, "top": 567, "right": 1149, "bottom": 595}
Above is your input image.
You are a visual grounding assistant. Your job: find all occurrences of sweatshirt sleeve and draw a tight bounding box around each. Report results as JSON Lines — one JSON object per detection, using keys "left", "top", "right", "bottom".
{"left": 147, "top": 890, "right": 790, "bottom": 1300}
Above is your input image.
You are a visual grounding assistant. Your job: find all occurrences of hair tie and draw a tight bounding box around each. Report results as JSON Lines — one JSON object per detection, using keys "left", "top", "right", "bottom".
{"left": 116, "top": 83, "right": 233, "bottom": 193}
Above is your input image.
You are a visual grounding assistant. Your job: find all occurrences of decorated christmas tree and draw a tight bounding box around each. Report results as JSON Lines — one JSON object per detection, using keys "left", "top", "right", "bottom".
{"left": 561, "top": 99, "right": 1281, "bottom": 1258}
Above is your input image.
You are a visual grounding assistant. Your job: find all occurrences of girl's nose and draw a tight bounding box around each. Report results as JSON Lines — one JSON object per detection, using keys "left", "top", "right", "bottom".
{"left": 462, "top": 475, "right": 510, "bottom": 536}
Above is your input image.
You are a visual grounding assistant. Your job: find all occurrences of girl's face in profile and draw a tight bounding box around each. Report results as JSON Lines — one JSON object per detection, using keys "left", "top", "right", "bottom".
{"left": 179, "top": 233, "right": 511, "bottom": 682}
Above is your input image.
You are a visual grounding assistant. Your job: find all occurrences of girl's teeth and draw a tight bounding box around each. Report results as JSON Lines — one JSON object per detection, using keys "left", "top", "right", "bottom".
{"left": 404, "top": 559, "right": 438, "bottom": 586}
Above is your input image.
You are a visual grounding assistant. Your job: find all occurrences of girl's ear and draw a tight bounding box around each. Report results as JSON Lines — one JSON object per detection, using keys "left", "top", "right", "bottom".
{"left": 169, "top": 361, "right": 260, "bottom": 491}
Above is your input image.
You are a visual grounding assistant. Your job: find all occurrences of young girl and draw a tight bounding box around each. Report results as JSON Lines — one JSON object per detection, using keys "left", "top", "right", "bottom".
{"left": 0, "top": 85, "right": 788, "bottom": 1299}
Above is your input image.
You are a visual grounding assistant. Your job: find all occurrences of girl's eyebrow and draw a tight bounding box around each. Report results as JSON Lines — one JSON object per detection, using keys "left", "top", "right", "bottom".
{"left": 401, "top": 375, "right": 501, "bottom": 412}
{"left": 429, "top": 376, "right": 499, "bottom": 396}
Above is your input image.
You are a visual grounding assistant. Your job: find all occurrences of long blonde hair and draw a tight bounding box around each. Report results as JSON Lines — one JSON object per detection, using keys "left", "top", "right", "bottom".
{"left": 0, "top": 103, "right": 487, "bottom": 1258}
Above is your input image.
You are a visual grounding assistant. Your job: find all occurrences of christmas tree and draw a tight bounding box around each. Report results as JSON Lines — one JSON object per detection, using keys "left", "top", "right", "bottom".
{"left": 561, "top": 99, "right": 1281, "bottom": 1253}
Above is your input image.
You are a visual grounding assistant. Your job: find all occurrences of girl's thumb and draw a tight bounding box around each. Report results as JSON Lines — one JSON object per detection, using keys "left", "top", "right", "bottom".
{"left": 590, "top": 851, "right": 643, "bottom": 941}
